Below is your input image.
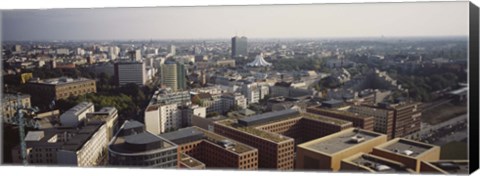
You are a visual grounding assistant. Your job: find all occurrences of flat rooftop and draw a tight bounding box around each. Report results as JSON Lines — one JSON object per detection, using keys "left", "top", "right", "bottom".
{"left": 159, "top": 127, "right": 205, "bottom": 144}
{"left": 28, "top": 77, "right": 94, "bottom": 85}
{"left": 308, "top": 106, "right": 371, "bottom": 119}
{"left": 160, "top": 126, "right": 256, "bottom": 154}
{"left": 304, "top": 129, "right": 382, "bottom": 154}
{"left": 379, "top": 139, "right": 433, "bottom": 157}
{"left": 109, "top": 120, "right": 176, "bottom": 154}
{"left": 21, "top": 123, "right": 104, "bottom": 151}
{"left": 301, "top": 113, "right": 352, "bottom": 126}
{"left": 238, "top": 109, "right": 300, "bottom": 126}
{"left": 180, "top": 153, "right": 205, "bottom": 168}
{"left": 150, "top": 90, "right": 190, "bottom": 105}
{"left": 217, "top": 120, "right": 290, "bottom": 143}
{"left": 347, "top": 153, "right": 412, "bottom": 173}
{"left": 62, "top": 102, "right": 93, "bottom": 116}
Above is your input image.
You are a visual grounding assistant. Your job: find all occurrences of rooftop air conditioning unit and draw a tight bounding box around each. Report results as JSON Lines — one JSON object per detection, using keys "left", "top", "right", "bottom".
{"left": 402, "top": 150, "right": 414, "bottom": 156}
{"left": 375, "top": 165, "right": 392, "bottom": 171}
{"left": 350, "top": 135, "right": 365, "bottom": 143}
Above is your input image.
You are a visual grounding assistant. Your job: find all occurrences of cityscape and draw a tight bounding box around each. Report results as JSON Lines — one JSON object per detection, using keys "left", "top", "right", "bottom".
{"left": 1, "top": 2, "right": 470, "bottom": 175}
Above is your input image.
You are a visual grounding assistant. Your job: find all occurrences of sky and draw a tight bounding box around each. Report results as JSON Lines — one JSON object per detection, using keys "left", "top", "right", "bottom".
{"left": 1, "top": 1, "right": 469, "bottom": 41}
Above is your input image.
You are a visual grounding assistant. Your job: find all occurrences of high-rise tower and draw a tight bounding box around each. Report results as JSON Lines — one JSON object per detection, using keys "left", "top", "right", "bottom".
{"left": 231, "top": 36, "right": 248, "bottom": 58}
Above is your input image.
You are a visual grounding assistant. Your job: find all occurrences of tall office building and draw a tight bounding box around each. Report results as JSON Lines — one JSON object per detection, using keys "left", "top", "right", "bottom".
{"left": 161, "top": 61, "right": 187, "bottom": 92}
{"left": 135, "top": 49, "right": 142, "bottom": 61}
{"left": 108, "top": 46, "right": 120, "bottom": 60}
{"left": 176, "top": 63, "right": 187, "bottom": 91}
{"left": 114, "top": 61, "right": 147, "bottom": 86}
{"left": 231, "top": 36, "right": 248, "bottom": 58}
{"left": 168, "top": 45, "right": 176, "bottom": 56}
{"left": 161, "top": 61, "right": 178, "bottom": 91}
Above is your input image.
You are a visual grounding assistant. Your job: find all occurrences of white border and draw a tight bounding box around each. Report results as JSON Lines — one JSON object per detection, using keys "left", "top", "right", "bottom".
{"left": 0, "top": 0, "right": 473, "bottom": 10}
{"left": 0, "top": 0, "right": 478, "bottom": 176}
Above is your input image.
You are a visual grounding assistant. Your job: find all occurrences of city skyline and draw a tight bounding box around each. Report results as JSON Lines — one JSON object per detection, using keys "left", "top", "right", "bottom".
{"left": 2, "top": 2, "right": 469, "bottom": 41}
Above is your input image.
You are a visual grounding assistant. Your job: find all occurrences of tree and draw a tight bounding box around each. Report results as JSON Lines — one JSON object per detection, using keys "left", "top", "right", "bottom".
{"left": 207, "top": 112, "right": 219, "bottom": 118}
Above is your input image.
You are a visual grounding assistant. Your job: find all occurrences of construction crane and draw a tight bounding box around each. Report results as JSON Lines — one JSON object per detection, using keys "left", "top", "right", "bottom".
{"left": 11, "top": 93, "right": 38, "bottom": 165}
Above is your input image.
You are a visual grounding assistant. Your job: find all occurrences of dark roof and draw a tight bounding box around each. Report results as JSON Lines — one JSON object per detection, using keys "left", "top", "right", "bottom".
{"left": 321, "top": 99, "right": 344, "bottom": 108}
{"left": 109, "top": 120, "right": 176, "bottom": 154}
{"left": 20, "top": 122, "right": 105, "bottom": 152}
{"left": 159, "top": 127, "right": 205, "bottom": 144}
{"left": 238, "top": 109, "right": 300, "bottom": 126}
{"left": 274, "top": 81, "right": 292, "bottom": 87}
{"left": 123, "top": 120, "right": 144, "bottom": 130}
{"left": 125, "top": 132, "right": 163, "bottom": 145}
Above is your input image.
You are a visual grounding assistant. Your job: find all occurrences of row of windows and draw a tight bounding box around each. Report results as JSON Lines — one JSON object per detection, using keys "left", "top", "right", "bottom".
{"left": 239, "top": 152, "right": 257, "bottom": 159}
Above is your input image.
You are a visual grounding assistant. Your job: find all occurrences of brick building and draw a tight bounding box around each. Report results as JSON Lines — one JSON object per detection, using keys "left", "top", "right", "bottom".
{"left": 25, "top": 77, "right": 96, "bottom": 102}
{"left": 213, "top": 109, "right": 353, "bottom": 170}
{"left": 307, "top": 106, "right": 375, "bottom": 131}
{"left": 160, "top": 126, "right": 258, "bottom": 169}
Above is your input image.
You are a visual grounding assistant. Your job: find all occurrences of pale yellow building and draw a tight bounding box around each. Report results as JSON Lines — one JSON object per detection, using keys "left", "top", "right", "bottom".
{"left": 371, "top": 138, "right": 440, "bottom": 172}
{"left": 340, "top": 152, "right": 415, "bottom": 173}
{"left": 296, "top": 128, "right": 388, "bottom": 171}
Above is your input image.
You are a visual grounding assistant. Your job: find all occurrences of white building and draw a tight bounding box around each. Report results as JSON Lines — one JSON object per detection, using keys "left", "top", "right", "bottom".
{"left": 241, "top": 83, "right": 261, "bottom": 104}
{"left": 168, "top": 45, "right": 176, "bottom": 56}
{"left": 132, "top": 49, "right": 142, "bottom": 61}
{"left": 144, "top": 89, "right": 195, "bottom": 135}
{"left": 145, "top": 103, "right": 205, "bottom": 135}
{"left": 56, "top": 48, "right": 70, "bottom": 55}
{"left": 114, "top": 61, "right": 147, "bottom": 86}
{"left": 221, "top": 93, "right": 247, "bottom": 113}
{"left": 246, "top": 54, "right": 272, "bottom": 67}
{"left": 12, "top": 122, "right": 108, "bottom": 166}
{"left": 145, "top": 103, "right": 181, "bottom": 134}
{"left": 57, "top": 122, "right": 108, "bottom": 167}
{"left": 60, "top": 102, "right": 95, "bottom": 127}
{"left": 76, "top": 48, "right": 85, "bottom": 56}
{"left": 86, "top": 107, "right": 119, "bottom": 140}
{"left": 108, "top": 46, "right": 120, "bottom": 60}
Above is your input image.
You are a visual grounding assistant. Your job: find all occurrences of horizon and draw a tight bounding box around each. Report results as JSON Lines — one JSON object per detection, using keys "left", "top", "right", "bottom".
{"left": 2, "top": 35, "right": 470, "bottom": 43}
{"left": 1, "top": 2, "right": 469, "bottom": 41}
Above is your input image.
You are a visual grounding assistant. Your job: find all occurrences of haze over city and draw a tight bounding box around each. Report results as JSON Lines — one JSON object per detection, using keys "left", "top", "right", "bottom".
{"left": 2, "top": 2, "right": 468, "bottom": 41}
